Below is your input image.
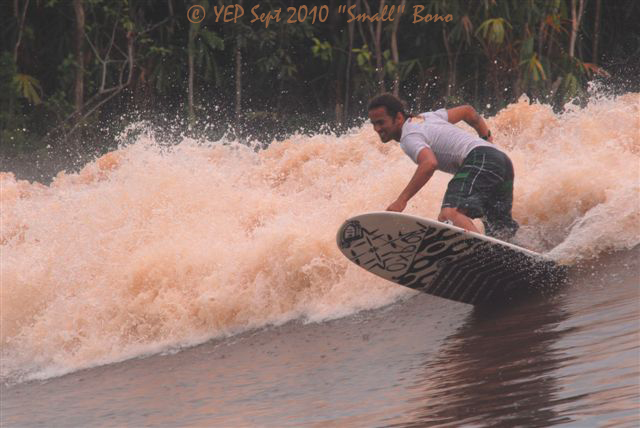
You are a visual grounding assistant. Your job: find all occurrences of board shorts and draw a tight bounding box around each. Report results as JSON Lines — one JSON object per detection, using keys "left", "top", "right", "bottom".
{"left": 442, "top": 146, "right": 519, "bottom": 240}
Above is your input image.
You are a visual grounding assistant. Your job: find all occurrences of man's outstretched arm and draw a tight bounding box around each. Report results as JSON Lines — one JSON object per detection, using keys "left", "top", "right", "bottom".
{"left": 387, "top": 147, "right": 438, "bottom": 212}
{"left": 446, "top": 105, "right": 493, "bottom": 142}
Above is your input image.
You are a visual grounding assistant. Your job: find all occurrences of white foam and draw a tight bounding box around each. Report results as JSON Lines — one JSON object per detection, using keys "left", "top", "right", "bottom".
{"left": 1, "top": 93, "right": 638, "bottom": 383}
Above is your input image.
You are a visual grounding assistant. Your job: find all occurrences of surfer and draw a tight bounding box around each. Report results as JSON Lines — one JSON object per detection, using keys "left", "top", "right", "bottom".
{"left": 368, "top": 93, "right": 519, "bottom": 239}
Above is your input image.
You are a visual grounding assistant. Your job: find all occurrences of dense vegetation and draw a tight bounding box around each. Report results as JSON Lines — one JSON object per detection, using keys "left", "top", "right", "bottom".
{"left": 2, "top": 0, "right": 639, "bottom": 162}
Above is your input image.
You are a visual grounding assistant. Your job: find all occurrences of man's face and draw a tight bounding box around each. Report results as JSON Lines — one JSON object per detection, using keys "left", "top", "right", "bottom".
{"left": 368, "top": 107, "right": 402, "bottom": 143}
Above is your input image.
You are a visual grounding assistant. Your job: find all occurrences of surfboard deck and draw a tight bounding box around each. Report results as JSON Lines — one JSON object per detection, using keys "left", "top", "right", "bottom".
{"left": 336, "top": 212, "right": 567, "bottom": 306}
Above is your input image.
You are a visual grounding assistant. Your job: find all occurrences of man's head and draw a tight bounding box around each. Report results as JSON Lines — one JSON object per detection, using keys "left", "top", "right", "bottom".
{"left": 367, "top": 93, "right": 408, "bottom": 143}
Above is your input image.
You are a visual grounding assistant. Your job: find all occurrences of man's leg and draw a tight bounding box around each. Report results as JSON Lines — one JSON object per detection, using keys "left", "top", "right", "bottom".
{"left": 484, "top": 184, "right": 519, "bottom": 240}
{"left": 438, "top": 207, "right": 480, "bottom": 233}
{"left": 484, "top": 157, "right": 519, "bottom": 240}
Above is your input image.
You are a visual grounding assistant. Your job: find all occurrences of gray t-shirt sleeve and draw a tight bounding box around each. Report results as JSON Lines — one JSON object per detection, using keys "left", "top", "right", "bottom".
{"left": 400, "top": 133, "right": 430, "bottom": 164}
{"left": 433, "top": 108, "right": 448, "bottom": 121}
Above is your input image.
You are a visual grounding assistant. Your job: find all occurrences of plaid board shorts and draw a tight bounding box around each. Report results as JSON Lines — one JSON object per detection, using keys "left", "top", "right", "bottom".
{"left": 442, "top": 146, "right": 519, "bottom": 239}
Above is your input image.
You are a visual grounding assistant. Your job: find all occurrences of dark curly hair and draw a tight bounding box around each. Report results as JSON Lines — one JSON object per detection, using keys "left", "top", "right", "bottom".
{"left": 367, "top": 93, "right": 411, "bottom": 118}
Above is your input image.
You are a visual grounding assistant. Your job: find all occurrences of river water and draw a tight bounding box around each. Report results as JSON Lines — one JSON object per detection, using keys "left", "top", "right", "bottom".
{"left": 1, "top": 93, "right": 639, "bottom": 426}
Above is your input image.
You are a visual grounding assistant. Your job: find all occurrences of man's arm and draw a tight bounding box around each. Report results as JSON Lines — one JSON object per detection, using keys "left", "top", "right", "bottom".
{"left": 446, "top": 105, "right": 493, "bottom": 142}
{"left": 387, "top": 148, "right": 438, "bottom": 212}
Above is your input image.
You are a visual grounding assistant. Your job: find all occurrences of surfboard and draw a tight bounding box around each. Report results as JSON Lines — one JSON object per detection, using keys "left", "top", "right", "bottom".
{"left": 336, "top": 212, "right": 566, "bottom": 305}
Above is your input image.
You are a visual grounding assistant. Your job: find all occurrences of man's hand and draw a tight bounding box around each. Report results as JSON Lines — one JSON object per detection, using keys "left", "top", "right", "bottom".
{"left": 386, "top": 148, "right": 437, "bottom": 213}
{"left": 387, "top": 199, "right": 407, "bottom": 212}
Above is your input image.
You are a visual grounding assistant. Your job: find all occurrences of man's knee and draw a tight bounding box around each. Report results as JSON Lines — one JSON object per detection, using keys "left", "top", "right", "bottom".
{"left": 438, "top": 207, "right": 459, "bottom": 222}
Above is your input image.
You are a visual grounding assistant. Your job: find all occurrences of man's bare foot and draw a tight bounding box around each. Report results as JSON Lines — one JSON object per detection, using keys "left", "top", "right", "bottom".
{"left": 472, "top": 218, "right": 485, "bottom": 235}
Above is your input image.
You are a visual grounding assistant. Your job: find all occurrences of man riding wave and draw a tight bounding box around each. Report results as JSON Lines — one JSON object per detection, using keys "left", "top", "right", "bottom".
{"left": 368, "top": 93, "right": 519, "bottom": 240}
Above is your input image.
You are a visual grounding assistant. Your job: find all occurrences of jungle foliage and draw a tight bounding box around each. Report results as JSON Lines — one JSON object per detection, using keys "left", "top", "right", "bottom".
{"left": 1, "top": 0, "right": 638, "bottom": 157}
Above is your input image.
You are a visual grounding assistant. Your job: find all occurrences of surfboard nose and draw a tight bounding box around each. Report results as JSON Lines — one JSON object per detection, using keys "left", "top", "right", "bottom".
{"left": 338, "top": 220, "right": 363, "bottom": 249}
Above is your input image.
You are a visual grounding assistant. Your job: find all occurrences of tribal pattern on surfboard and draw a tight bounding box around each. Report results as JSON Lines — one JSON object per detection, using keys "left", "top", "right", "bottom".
{"left": 337, "top": 212, "right": 566, "bottom": 305}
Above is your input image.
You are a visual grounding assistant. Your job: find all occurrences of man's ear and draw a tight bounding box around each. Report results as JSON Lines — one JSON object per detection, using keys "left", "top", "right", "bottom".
{"left": 395, "top": 112, "right": 405, "bottom": 124}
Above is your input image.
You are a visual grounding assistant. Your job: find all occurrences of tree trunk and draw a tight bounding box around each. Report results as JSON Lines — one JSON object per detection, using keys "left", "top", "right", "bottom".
{"left": 335, "top": 80, "right": 343, "bottom": 125}
{"left": 473, "top": 60, "right": 479, "bottom": 106}
{"left": 362, "top": 0, "right": 385, "bottom": 92}
{"left": 73, "top": 0, "right": 85, "bottom": 114}
{"left": 537, "top": 2, "right": 547, "bottom": 58}
{"left": 442, "top": 26, "right": 453, "bottom": 98}
{"left": 374, "top": 0, "right": 385, "bottom": 91}
{"left": 167, "top": 0, "right": 174, "bottom": 34}
{"left": 187, "top": 22, "right": 196, "bottom": 125}
{"left": 235, "top": 0, "right": 243, "bottom": 132}
{"left": 390, "top": 0, "right": 405, "bottom": 96}
{"left": 344, "top": 0, "right": 355, "bottom": 123}
{"left": 546, "top": 1, "right": 560, "bottom": 59}
{"left": 355, "top": 0, "right": 367, "bottom": 48}
{"left": 569, "top": 0, "right": 586, "bottom": 58}
{"left": 592, "top": 0, "right": 601, "bottom": 64}
{"left": 234, "top": 40, "right": 242, "bottom": 120}
{"left": 13, "top": 0, "right": 30, "bottom": 65}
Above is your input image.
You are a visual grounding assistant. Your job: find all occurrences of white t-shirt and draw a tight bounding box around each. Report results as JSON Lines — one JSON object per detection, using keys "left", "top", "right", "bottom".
{"left": 400, "top": 109, "right": 497, "bottom": 174}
